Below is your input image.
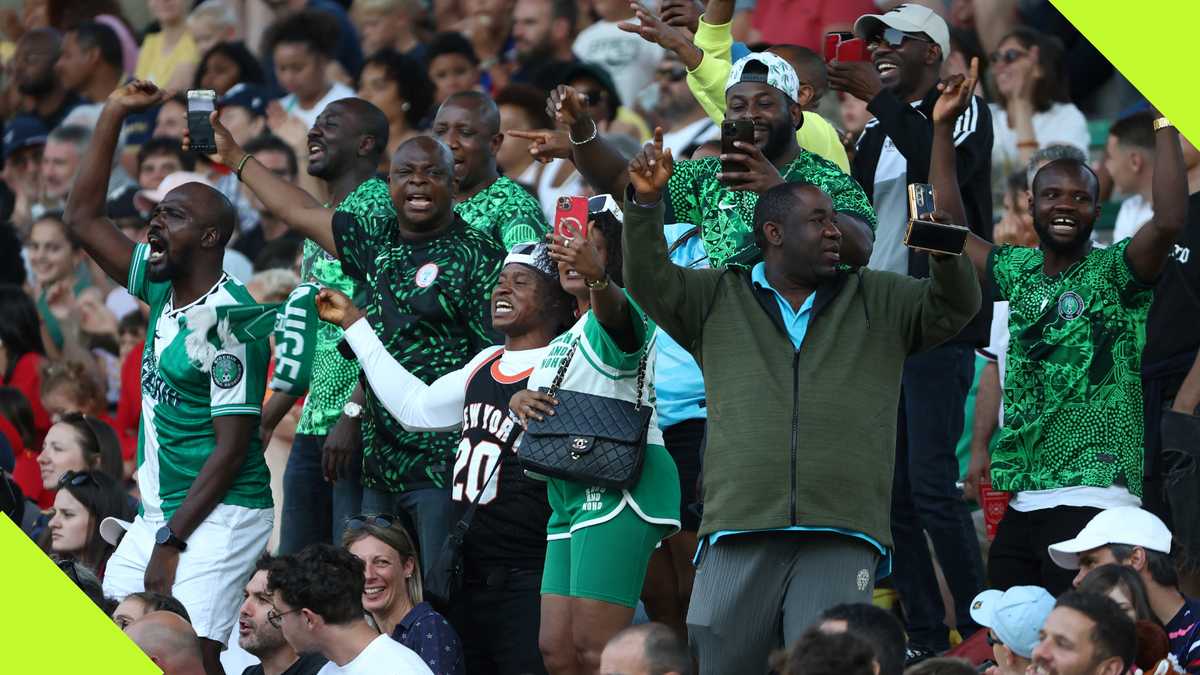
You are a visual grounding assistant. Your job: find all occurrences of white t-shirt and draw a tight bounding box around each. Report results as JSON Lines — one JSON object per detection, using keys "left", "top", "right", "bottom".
{"left": 989, "top": 101, "right": 1090, "bottom": 174}
{"left": 281, "top": 81, "right": 356, "bottom": 129}
{"left": 661, "top": 117, "right": 719, "bottom": 159}
{"left": 317, "top": 635, "right": 433, "bottom": 675}
{"left": 981, "top": 300, "right": 1011, "bottom": 425}
{"left": 572, "top": 20, "right": 665, "bottom": 109}
{"left": 1112, "top": 194, "right": 1154, "bottom": 242}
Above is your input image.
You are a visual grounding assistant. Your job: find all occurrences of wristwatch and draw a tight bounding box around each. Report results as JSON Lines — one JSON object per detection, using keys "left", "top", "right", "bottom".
{"left": 155, "top": 525, "right": 187, "bottom": 551}
{"left": 343, "top": 402, "right": 364, "bottom": 419}
{"left": 1153, "top": 117, "right": 1174, "bottom": 131}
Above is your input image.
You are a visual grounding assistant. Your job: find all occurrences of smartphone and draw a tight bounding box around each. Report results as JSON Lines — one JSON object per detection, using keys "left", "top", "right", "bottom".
{"left": 824, "top": 32, "right": 849, "bottom": 62}
{"left": 186, "top": 89, "right": 217, "bottom": 155}
{"left": 905, "top": 219, "right": 969, "bottom": 256}
{"left": 721, "top": 119, "right": 755, "bottom": 175}
{"left": 554, "top": 196, "right": 589, "bottom": 241}
{"left": 824, "top": 32, "right": 870, "bottom": 63}
{"left": 908, "top": 183, "right": 936, "bottom": 219}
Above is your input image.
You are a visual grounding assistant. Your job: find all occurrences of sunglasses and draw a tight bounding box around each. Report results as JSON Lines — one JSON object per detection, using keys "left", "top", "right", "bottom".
{"left": 990, "top": 48, "right": 1028, "bottom": 65}
{"left": 867, "top": 27, "right": 935, "bottom": 50}
{"left": 656, "top": 66, "right": 687, "bottom": 83}
{"left": 59, "top": 470, "right": 97, "bottom": 488}
{"left": 345, "top": 513, "right": 399, "bottom": 531}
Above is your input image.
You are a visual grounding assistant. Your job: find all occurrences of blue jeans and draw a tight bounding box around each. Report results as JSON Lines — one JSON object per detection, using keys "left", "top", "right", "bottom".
{"left": 278, "top": 434, "right": 363, "bottom": 554}
{"left": 890, "top": 343, "right": 985, "bottom": 650}
{"left": 360, "top": 485, "right": 454, "bottom": 576}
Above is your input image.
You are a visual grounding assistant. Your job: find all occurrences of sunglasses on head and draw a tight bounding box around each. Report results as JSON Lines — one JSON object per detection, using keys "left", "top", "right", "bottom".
{"left": 345, "top": 513, "right": 399, "bottom": 531}
{"left": 59, "top": 470, "right": 97, "bottom": 488}
{"left": 990, "top": 48, "right": 1028, "bottom": 65}
{"left": 868, "top": 27, "right": 935, "bottom": 50}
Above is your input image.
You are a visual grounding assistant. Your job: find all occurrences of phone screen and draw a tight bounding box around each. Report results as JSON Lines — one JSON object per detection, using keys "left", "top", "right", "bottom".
{"left": 554, "top": 196, "right": 589, "bottom": 241}
{"left": 186, "top": 89, "right": 217, "bottom": 155}
{"left": 905, "top": 220, "right": 969, "bottom": 255}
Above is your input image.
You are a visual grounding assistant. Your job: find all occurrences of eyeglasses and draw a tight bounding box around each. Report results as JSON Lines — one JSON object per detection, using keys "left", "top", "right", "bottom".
{"left": 59, "top": 470, "right": 97, "bottom": 488}
{"left": 990, "top": 48, "right": 1028, "bottom": 65}
{"left": 867, "top": 27, "right": 935, "bottom": 50}
{"left": 656, "top": 66, "right": 687, "bottom": 83}
{"left": 345, "top": 513, "right": 398, "bottom": 531}
{"left": 267, "top": 607, "right": 301, "bottom": 629}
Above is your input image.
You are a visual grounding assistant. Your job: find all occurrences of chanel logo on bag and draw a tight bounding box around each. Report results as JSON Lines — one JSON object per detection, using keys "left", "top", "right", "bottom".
{"left": 572, "top": 438, "right": 588, "bottom": 450}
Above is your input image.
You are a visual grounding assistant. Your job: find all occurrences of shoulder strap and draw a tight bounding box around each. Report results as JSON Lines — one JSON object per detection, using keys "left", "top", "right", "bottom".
{"left": 449, "top": 451, "right": 505, "bottom": 541}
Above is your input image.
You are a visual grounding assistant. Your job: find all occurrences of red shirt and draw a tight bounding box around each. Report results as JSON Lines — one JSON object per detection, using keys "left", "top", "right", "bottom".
{"left": 115, "top": 341, "right": 143, "bottom": 453}
{"left": 2, "top": 352, "right": 51, "bottom": 437}
{"left": 750, "top": 0, "right": 877, "bottom": 51}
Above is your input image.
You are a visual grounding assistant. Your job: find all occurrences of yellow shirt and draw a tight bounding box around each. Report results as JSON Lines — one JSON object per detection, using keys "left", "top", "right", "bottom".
{"left": 687, "top": 17, "right": 850, "bottom": 173}
{"left": 135, "top": 31, "right": 198, "bottom": 88}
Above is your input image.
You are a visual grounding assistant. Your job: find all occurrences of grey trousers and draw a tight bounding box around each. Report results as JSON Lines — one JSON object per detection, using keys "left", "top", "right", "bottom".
{"left": 687, "top": 531, "right": 881, "bottom": 675}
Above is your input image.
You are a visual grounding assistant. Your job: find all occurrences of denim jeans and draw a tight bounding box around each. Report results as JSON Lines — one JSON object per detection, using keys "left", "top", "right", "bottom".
{"left": 359, "top": 485, "right": 455, "bottom": 576}
{"left": 890, "top": 342, "right": 985, "bottom": 650}
{"left": 278, "top": 434, "right": 363, "bottom": 554}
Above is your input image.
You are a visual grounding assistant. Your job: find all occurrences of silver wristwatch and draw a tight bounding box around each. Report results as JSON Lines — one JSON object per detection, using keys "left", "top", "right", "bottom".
{"left": 342, "top": 402, "right": 363, "bottom": 419}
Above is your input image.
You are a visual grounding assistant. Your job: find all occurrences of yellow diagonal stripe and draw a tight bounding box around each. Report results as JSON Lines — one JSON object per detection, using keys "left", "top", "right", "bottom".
{"left": 1053, "top": 0, "right": 1199, "bottom": 141}
{"left": 0, "top": 516, "right": 158, "bottom": 673}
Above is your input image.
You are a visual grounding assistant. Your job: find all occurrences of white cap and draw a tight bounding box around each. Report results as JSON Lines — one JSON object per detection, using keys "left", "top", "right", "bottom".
{"left": 969, "top": 586, "right": 1056, "bottom": 659}
{"left": 726, "top": 52, "right": 801, "bottom": 103}
{"left": 853, "top": 3, "right": 951, "bottom": 61}
{"left": 99, "top": 516, "right": 132, "bottom": 546}
{"left": 1048, "top": 507, "right": 1173, "bottom": 570}
{"left": 134, "top": 171, "right": 218, "bottom": 214}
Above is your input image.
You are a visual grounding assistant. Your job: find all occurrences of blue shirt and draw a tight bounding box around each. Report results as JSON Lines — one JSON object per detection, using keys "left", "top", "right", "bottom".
{"left": 390, "top": 602, "right": 464, "bottom": 675}
{"left": 702, "top": 263, "right": 892, "bottom": 578}
{"left": 655, "top": 224, "right": 709, "bottom": 429}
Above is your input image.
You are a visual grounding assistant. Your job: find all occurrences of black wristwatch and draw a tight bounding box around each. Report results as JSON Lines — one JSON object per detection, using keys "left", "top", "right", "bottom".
{"left": 155, "top": 525, "right": 187, "bottom": 551}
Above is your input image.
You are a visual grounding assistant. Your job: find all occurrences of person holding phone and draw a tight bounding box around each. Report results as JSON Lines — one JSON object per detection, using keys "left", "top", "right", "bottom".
{"left": 621, "top": 128, "right": 980, "bottom": 675}
{"left": 931, "top": 62, "right": 1188, "bottom": 597}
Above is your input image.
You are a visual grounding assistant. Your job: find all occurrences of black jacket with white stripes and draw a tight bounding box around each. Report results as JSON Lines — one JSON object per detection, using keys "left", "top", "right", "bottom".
{"left": 852, "top": 84, "right": 994, "bottom": 346}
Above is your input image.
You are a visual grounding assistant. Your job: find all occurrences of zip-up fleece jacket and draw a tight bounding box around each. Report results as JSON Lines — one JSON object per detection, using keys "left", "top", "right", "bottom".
{"left": 622, "top": 197, "right": 981, "bottom": 547}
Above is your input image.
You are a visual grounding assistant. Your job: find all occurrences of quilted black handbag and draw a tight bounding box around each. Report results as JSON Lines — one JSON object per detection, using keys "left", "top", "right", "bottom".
{"left": 519, "top": 335, "right": 652, "bottom": 490}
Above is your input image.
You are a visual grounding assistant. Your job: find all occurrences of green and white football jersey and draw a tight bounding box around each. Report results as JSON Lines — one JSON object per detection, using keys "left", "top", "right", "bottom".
{"left": 128, "top": 243, "right": 272, "bottom": 521}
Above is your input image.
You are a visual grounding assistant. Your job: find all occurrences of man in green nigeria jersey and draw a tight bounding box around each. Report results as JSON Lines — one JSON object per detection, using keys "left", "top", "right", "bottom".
{"left": 433, "top": 90, "right": 548, "bottom": 251}
{"left": 256, "top": 98, "right": 397, "bottom": 554}
{"left": 66, "top": 81, "right": 273, "bottom": 675}
{"left": 213, "top": 115, "right": 505, "bottom": 576}
{"left": 930, "top": 78, "right": 1189, "bottom": 594}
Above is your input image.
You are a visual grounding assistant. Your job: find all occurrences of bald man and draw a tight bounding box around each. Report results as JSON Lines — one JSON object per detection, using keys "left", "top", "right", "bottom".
{"left": 66, "top": 80, "right": 274, "bottom": 675}
{"left": 600, "top": 623, "right": 691, "bottom": 675}
{"left": 433, "top": 91, "right": 548, "bottom": 251}
{"left": 127, "top": 611, "right": 206, "bottom": 675}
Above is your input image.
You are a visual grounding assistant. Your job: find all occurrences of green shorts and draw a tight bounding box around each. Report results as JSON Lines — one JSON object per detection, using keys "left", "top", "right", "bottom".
{"left": 541, "top": 504, "right": 671, "bottom": 608}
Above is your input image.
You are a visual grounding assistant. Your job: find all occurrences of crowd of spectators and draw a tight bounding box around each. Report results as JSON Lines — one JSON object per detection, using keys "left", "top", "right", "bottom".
{"left": 0, "top": 1, "right": 1197, "bottom": 674}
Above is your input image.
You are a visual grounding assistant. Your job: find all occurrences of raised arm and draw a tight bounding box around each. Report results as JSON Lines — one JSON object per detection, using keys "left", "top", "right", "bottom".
{"left": 186, "top": 112, "right": 338, "bottom": 254}
{"left": 547, "top": 228, "right": 639, "bottom": 353}
{"left": 930, "top": 59, "right": 993, "bottom": 280}
{"left": 317, "top": 289, "right": 469, "bottom": 432}
{"left": 1125, "top": 115, "right": 1187, "bottom": 283}
{"left": 550, "top": 86, "right": 634, "bottom": 199}
{"left": 64, "top": 81, "right": 169, "bottom": 285}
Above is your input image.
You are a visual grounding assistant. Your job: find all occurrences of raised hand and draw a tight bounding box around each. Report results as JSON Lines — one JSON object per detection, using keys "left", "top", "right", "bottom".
{"left": 107, "top": 79, "right": 172, "bottom": 114}
{"left": 506, "top": 129, "right": 572, "bottom": 163}
{"left": 717, "top": 138, "right": 783, "bottom": 194}
{"left": 547, "top": 230, "right": 607, "bottom": 286}
{"left": 933, "top": 57, "right": 979, "bottom": 125}
{"left": 618, "top": 1, "right": 694, "bottom": 55}
{"left": 183, "top": 110, "right": 243, "bottom": 169}
{"left": 659, "top": 0, "right": 703, "bottom": 36}
{"left": 827, "top": 61, "right": 884, "bottom": 104}
{"left": 315, "top": 288, "right": 363, "bottom": 330}
{"left": 628, "top": 127, "right": 674, "bottom": 203}
{"left": 548, "top": 85, "right": 591, "bottom": 134}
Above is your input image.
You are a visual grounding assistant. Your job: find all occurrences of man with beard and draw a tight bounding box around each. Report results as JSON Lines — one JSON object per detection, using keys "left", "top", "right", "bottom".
{"left": 251, "top": 98, "right": 393, "bottom": 556}
{"left": 209, "top": 122, "right": 505, "bottom": 577}
{"left": 1030, "top": 592, "right": 1135, "bottom": 675}
{"left": 653, "top": 52, "right": 720, "bottom": 160}
{"left": 511, "top": 0, "right": 580, "bottom": 91}
{"left": 432, "top": 91, "right": 548, "bottom": 250}
{"left": 12, "top": 28, "right": 81, "bottom": 131}
{"left": 560, "top": 52, "right": 875, "bottom": 269}
{"left": 67, "top": 81, "right": 274, "bottom": 675}
{"left": 931, "top": 65, "right": 1187, "bottom": 595}
{"left": 828, "top": 5, "right": 993, "bottom": 658}
{"left": 238, "top": 556, "right": 327, "bottom": 675}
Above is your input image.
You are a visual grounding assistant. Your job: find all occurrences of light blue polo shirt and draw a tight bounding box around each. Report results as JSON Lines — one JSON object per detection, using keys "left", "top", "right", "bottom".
{"left": 700, "top": 262, "right": 892, "bottom": 578}
{"left": 655, "top": 224, "right": 708, "bottom": 429}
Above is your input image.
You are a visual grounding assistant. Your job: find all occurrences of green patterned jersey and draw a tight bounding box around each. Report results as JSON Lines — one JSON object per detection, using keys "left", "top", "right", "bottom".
{"left": 334, "top": 213, "right": 505, "bottom": 492}
{"left": 665, "top": 152, "right": 876, "bottom": 268}
{"left": 128, "top": 243, "right": 272, "bottom": 520}
{"left": 296, "top": 178, "right": 395, "bottom": 436}
{"left": 988, "top": 240, "right": 1153, "bottom": 495}
{"left": 454, "top": 175, "right": 548, "bottom": 250}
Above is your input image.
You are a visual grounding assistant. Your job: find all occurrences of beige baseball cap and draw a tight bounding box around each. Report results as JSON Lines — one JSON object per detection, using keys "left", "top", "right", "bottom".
{"left": 853, "top": 3, "right": 951, "bottom": 61}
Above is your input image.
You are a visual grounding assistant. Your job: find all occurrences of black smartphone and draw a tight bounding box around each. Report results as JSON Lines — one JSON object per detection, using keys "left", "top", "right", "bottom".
{"left": 721, "top": 119, "right": 755, "bottom": 175}
{"left": 905, "top": 218, "right": 969, "bottom": 255}
{"left": 186, "top": 89, "right": 217, "bottom": 155}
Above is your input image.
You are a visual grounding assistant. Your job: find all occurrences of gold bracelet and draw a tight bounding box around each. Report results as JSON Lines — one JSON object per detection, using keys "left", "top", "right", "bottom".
{"left": 235, "top": 153, "right": 252, "bottom": 179}
{"left": 1153, "top": 117, "right": 1174, "bottom": 131}
{"left": 585, "top": 275, "right": 609, "bottom": 290}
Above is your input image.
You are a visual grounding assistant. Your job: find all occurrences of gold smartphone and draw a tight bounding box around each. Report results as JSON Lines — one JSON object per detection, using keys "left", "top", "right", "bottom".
{"left": 904, "top": 183, "right": 969, "bottom": 256}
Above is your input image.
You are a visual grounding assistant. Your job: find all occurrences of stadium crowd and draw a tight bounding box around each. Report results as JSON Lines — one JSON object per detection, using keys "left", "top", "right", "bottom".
{"left": 0, "top": 0, "right": 1197, "bottom": 674}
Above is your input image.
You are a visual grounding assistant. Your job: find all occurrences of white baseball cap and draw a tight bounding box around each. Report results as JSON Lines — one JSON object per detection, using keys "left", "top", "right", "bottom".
{"left": 853, "top": 3, "right": 951, "bottom": 61}
{"left": 1047, "top": 507, "right": 1173, "bottom": 570}
{"left": 99, "top": 516, "right": 132, "bottom": 546}
{"left": 134, "top": 171, "right": 218, "bottom": 214}
{"left": 969, "top": 586, "right": 1056, "bottom": 659}
{"left": 726, "top": 52, "right": 801, "bottom": 103}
